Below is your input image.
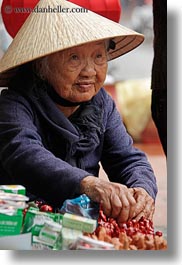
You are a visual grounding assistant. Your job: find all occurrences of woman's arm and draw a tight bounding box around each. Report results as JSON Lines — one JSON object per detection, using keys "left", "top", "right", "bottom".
{"left": 101, "top": 95, "right": 157, "bottom": 200}
{"left": 0, "top": 90, "right": 91, "bottom": 207}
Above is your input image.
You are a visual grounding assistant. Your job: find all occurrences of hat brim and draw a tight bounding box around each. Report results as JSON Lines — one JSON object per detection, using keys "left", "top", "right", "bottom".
{"left": 0, "top": 0, "right": 144, "bottom": 87}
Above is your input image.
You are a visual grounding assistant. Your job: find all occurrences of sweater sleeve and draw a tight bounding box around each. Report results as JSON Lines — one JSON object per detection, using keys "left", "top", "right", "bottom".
{"left": 101, "top": 92, "right": 158, "bottom": 200}
{"left": 0, "top": 90, "right": 91, "bottom": 207}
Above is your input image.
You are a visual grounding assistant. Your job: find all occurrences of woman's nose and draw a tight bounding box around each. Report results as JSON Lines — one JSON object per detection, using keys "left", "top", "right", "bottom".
{"left": 80, "top": 59, "right": 97, "bottom": 76}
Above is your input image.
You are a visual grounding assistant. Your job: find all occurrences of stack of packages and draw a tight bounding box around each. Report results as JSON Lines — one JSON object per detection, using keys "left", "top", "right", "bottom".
{"left": 0, "top": 185, "right": 29, "bottom": 237}
{"left": 23, "top": 194, "right": 114, "bottom": 250}
{"left": 23, "top": 207, "right": 114, "bottom": 250}
{"left": 0, "top": 185, "right": 167, "bottom": 250}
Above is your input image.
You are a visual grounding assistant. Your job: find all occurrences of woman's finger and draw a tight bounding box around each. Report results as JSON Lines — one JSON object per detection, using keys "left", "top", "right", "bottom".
{"left": 144, "top": 198, "right": 155, "bottom": 220}
{"left": 100, "top": 194, "right": 112, "bottom": 217}
{"left": 110, "top": 192, "right": 122, "bottom": 218}
{"left": 132, "top": 189, "right": 147, "bottom": 216}
{"left": 117, "top": 193, "right": 134, "bottom": 223}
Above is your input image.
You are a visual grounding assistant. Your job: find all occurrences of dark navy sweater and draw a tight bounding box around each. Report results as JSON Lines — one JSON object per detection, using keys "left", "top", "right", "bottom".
{"left": 0, "top": 81, "right": 157, "bottom": 207}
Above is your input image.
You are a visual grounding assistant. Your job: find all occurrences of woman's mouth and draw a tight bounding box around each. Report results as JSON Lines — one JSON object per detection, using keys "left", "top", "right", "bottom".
{"left": 75, "top": 82, "right": 94, "bottom": 91}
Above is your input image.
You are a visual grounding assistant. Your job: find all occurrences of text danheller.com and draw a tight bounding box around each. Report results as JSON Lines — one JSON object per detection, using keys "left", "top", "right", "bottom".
{"left": 14, "top": 5, "right": 88, "bottom": 14}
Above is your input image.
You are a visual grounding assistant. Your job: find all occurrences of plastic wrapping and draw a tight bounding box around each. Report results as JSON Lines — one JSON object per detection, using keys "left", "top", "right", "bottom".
{"left": 60, "top": 194, "right": 100, "bottom": 220}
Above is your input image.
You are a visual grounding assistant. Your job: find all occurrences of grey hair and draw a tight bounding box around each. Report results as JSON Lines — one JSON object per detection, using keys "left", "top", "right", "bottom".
{"left": 33, "top": 56, "right": 50, "bottom": 81}
{"left": 105, "top": 39, "right": 112, "bottom": 61}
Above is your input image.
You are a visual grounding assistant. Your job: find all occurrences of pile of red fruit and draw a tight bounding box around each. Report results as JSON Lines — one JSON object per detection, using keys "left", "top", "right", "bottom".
{"left": 84, "top": 210, "right": 167, "bottom": 250}
{"left": 95, "top": 209, "right": 162, "bottom": 238}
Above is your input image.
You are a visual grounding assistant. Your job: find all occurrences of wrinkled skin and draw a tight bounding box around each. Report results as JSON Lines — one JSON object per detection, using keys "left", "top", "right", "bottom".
{"left": 80, "top": 176, "right": 155, "bottom": 225}
{"left": 41, "top": 41, "right": 108, "bottom": 104}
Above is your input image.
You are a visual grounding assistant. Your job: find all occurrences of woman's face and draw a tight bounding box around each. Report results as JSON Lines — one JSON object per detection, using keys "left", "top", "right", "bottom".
{"left": 44, "top": 41, "right": 108, "bottom": 103}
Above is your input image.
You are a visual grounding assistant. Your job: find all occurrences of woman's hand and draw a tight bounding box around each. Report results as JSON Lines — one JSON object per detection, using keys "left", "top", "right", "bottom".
{"left": 80, "top": 177, "right": 155, "bottom": 225}
{"left": 80, "top": 176, "right": 137, "bottom": 224}
{"left": 129, "top": 187, "right": 155, "bottom": 221}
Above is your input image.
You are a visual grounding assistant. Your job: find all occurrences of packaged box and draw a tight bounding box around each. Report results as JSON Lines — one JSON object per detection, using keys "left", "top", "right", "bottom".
{"left": 38, "top": 220, "right": 62, "bottom": 248}
{"left": 22, "top": 207, "right": 63, "bottom": 237}
{"left": 32, "top": 236, "right": 54, "bottom": 250}
{"left": 62, "top": 213, "right": 97, "bottom": 233}
{"left": 0, "top": 209, "right": 24, "bottom": 236}
{"left": 0, "top": 185, "right": 26, "bottom": 195}
{"left": 61, "top": 227, "right": 82, "bottom": 250}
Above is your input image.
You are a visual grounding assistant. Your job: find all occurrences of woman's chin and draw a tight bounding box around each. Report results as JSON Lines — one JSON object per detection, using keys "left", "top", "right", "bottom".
{"left": 72, "top": 93, "right": 95, "bottom": 103}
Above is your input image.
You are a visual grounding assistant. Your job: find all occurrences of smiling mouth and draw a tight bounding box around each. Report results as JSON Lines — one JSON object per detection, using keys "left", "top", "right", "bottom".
{"left": 75, "top": 82, "right": 94, "bottom": 91}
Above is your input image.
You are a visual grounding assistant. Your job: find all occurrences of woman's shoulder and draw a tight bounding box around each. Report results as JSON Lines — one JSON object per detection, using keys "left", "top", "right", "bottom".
{"left": 93, "top": 87, "right": 114, "bottom": 106}
{"left": 0, "top": 87, "right": 28, "bottom": 103}
{"left": 0, "top": 87, "right": 34, "bottom": 117}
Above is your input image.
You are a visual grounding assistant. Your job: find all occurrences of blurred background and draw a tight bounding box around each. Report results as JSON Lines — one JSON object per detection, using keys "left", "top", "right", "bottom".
{"left": 108, "top": 0, "right": 154, "bottom": 81}
{"left": 0, "top": 0, "right": 167, "bottom": 235}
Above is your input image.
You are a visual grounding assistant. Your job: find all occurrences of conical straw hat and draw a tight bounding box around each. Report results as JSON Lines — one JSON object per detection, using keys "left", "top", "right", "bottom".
{"left": 0, "top": 0, "right": 144, "bottom": 86}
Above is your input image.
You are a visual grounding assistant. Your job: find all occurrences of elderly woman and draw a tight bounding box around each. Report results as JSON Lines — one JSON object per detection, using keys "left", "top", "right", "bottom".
{"left": 0, "top": 0, "right": 157, "bottom": 225}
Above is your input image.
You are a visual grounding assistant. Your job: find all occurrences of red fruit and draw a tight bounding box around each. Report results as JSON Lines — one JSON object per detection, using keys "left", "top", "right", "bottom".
{"left": 155, "top": 231, "right": 163, "bottom": 237}
{"left": 127, "top": 220, "right": 133, "bottom": 227}
{"left": 147, "top": 230, "right": 154, "bottom": 235}
{"left": 139, "top": 221, "right": 144, "bottom": 227}
{"left": 120, "top": 228, "right": 127, "bottom": 233}
{"left": 127, "top": 227, "right": 135, "bottom": 237}
{"left": 139, "top": 216, "right": 145, "bottom": 222}
{"left": 120, "top": 223, "right": 127, "bottom": 229}
{"left": 139, "top": 225, "right": 146, "bottom": 233}
{"left": 40, "top": 204, "right": 53, "bottom": 212}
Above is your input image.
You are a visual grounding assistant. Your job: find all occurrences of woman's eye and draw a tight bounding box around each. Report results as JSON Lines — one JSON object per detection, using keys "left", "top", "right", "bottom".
{"left": 96, "top": 54, "right": 102, "bottom": 59}
{"left": 71, "top": 54, "right": 79, "bottom": 60}
{"left": 95, "top": 53, "right": 107, "bottom": 64}
{"left": 68, "top": 54, "right": 81, "bottom": 68}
